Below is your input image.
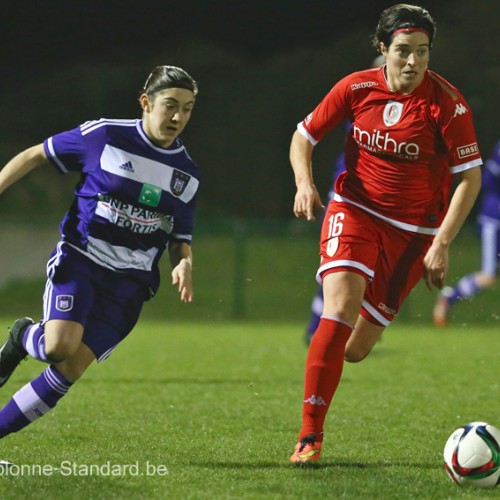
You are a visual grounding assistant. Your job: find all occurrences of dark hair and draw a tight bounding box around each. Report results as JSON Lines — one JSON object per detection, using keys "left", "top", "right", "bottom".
{"left": 141, "top": 65, "right": 198, "bottom": 97}
{"left": 372, "top": 4, "right": 436, "bottom": 51}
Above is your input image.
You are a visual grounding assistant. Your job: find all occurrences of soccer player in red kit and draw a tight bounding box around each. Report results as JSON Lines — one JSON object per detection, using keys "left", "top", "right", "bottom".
{"left": 289, "top": 4, "right": 482, "bottom": 463}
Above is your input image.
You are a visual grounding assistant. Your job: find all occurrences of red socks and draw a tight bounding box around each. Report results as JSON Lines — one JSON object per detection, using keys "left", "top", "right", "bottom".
{"left": 299, "top": 317, "right": 353, "bottom": 441}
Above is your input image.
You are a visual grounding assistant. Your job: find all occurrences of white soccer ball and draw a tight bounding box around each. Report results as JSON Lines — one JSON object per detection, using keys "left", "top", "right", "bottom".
{"left": 443, "top": 421, "right": 500, "bottom": 488}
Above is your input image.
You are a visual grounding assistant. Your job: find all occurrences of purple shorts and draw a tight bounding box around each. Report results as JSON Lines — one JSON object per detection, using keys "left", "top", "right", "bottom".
{"left": 42, "top": 242, "right": 147, "bottom": 362}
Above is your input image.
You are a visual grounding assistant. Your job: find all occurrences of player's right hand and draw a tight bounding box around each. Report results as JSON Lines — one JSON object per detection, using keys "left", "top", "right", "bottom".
{"left": 293, "top": 183, "right": 325, "bottom": 221}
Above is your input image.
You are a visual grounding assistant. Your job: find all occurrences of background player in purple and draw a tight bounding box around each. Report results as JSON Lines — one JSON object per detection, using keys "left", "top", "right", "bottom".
{"left": 0, "top": 66, "right": 200, "bottom": 444}
{"left": 433, "top": 140, "right": 500, "bottom": 326}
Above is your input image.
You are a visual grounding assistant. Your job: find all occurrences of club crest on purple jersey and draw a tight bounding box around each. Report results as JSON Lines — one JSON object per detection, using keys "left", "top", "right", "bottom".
{"left": 56, "top": 295, "right": 74, "bottom": 312}
{"left": 170, "top": 169, "right": 191, "bottom": 197}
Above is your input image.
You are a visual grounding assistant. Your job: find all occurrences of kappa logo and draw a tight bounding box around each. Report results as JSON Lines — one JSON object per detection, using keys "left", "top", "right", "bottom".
{"left": 453, "top": 103, "right": 468, "bottom": 117}
{"left": 351, "top": 81, "right": 378, "bottom": 91}
{"left": 119, "top": 161, "right": 135, "bottom": 173}
{"left": 304, "top": 395, "right": 327, "bottom": 406}
{"left": 378, "top": 302, "right": 396, "bottom": 315}
{"left": 56, "top": 295, "right": 74, "bottom": 312}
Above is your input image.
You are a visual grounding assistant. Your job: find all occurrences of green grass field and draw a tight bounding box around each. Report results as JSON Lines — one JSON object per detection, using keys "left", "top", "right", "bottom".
{"left": 0, "top": 319, "right": 497, "bottom": 499}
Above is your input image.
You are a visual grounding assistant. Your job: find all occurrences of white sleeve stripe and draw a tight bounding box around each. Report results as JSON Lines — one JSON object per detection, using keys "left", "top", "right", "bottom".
{"left": 46, "top": 138, "right": 68, "bottom": 173}
{"left": 449, "top": 158, "right": 483, "bottom": 174}
{"left": 170, "top": 233, "right": 192, "bottom": 241}
{"left": 297, "top": 122, "right": 319, "bottom": 146}
{"left": 80, "top": 119, "right": 136, "bottom": 135}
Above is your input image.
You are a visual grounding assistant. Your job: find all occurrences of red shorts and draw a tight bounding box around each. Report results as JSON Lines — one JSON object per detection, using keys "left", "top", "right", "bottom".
{"left": 317, "top": 200, "right": 433, "bottom": 326}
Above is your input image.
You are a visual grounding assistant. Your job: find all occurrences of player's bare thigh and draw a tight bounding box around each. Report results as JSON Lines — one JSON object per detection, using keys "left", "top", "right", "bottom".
{"left": 345, "top": 316, "right": 384, "bottom": 363}
{"left": 320, "top": 270, "right": 384, "bottom": 362}
{"left": 322, "top": 271, "right": 366, "bottom": 325}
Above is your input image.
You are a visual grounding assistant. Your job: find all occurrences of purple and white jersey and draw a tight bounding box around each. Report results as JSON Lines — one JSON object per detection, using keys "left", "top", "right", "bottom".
{"left": 44, "top": 118, "right": 200, "bottom": 293}
{"left": 478, "top": 141, "right": 500, "bottom": 225}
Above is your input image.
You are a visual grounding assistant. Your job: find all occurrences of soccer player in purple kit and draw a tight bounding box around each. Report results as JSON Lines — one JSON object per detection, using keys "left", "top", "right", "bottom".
{"left": 0, "top": 66, "right": 200, "bottom": 444}
{"left": 433, "top": 140, "right": 500, "bottom": 326}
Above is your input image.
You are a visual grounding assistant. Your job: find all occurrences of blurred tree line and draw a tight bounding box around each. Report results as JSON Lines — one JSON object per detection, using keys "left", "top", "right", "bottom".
{"left": 0, "top": 0, "right": 497, "bottom": 221}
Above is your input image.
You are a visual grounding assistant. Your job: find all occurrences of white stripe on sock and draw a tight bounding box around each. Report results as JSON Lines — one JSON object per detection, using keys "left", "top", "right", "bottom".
{"left": 24, "top": 324, "right": 39, "bottom": 358}
{"left": 23, "top": 324, "right": 48, "bottom": 362}
{"left": 44, "top": 367, "right": 70, "bottom": 394}
{"left": 12, "top": 384, "right": 51, "bottom": 422}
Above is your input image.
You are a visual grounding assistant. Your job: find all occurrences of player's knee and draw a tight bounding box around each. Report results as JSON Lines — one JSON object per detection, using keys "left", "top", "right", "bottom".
{"left": 44, "top": 320, "right": 84, "bottom": 363}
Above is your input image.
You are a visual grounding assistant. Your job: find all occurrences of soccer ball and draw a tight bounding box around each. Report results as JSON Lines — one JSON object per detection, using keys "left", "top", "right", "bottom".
{"left": 443, "top": 421, "right": 500, "bottom": 488}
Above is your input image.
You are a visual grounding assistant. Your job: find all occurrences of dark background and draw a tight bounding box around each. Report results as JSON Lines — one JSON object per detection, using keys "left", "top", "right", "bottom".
{"left": 1, "top": 0, "right": 498, "bottom": 219}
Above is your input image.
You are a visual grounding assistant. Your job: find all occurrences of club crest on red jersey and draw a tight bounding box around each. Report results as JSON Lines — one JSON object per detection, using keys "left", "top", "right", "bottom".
{"left": 383, "top": 101, "right": 403, "bottom": 127}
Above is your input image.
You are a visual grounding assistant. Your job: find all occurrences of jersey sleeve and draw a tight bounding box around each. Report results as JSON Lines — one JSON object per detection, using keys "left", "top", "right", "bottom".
{"left": 430, "top": 75, "right": 483, "bottom": 174}
{"left": 43, "top": 125, "right": 87, "bottom": 174}
{"left": 298, "top": 76, "right": 352, "bottom": 145}
{"left": 170, "top": 197, "right": 197, "bottom": 245}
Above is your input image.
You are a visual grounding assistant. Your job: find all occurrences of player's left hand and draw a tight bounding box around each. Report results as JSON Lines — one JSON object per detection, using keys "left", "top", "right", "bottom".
{"left": 423, "top": 240, "right": 449, "bottom": 290}
{"left": 172, "top": 259, "right": 193, "bottom": 303}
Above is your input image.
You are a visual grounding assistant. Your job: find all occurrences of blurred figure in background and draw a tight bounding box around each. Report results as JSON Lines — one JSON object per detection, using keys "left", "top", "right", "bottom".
{"left": 433, "top": 140, "right": 500, "bottom": 326}
{"left": 304, "top": 55, "right": 385, "bottom": 345}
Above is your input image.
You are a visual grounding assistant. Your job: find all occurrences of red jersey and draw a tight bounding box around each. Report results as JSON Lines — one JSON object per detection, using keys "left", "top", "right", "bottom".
{"left": 298, "top": 67, "right": 483, "bottom": 234}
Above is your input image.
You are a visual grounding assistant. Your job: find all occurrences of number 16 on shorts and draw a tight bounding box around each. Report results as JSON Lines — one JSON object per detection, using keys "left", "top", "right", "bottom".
{"left": 326, "top": 212, "right": 344, "bottom": 257}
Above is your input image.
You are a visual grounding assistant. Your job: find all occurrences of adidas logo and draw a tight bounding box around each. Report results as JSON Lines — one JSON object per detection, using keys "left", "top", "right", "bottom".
{"left": 119, "top": 161, "right": 134, "bottom": 173}
{"left": 453, "top": 103, "right": 467, "bottom": 117}
{"left": 304, "top": 395, "right": 327, "bottom": 406}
